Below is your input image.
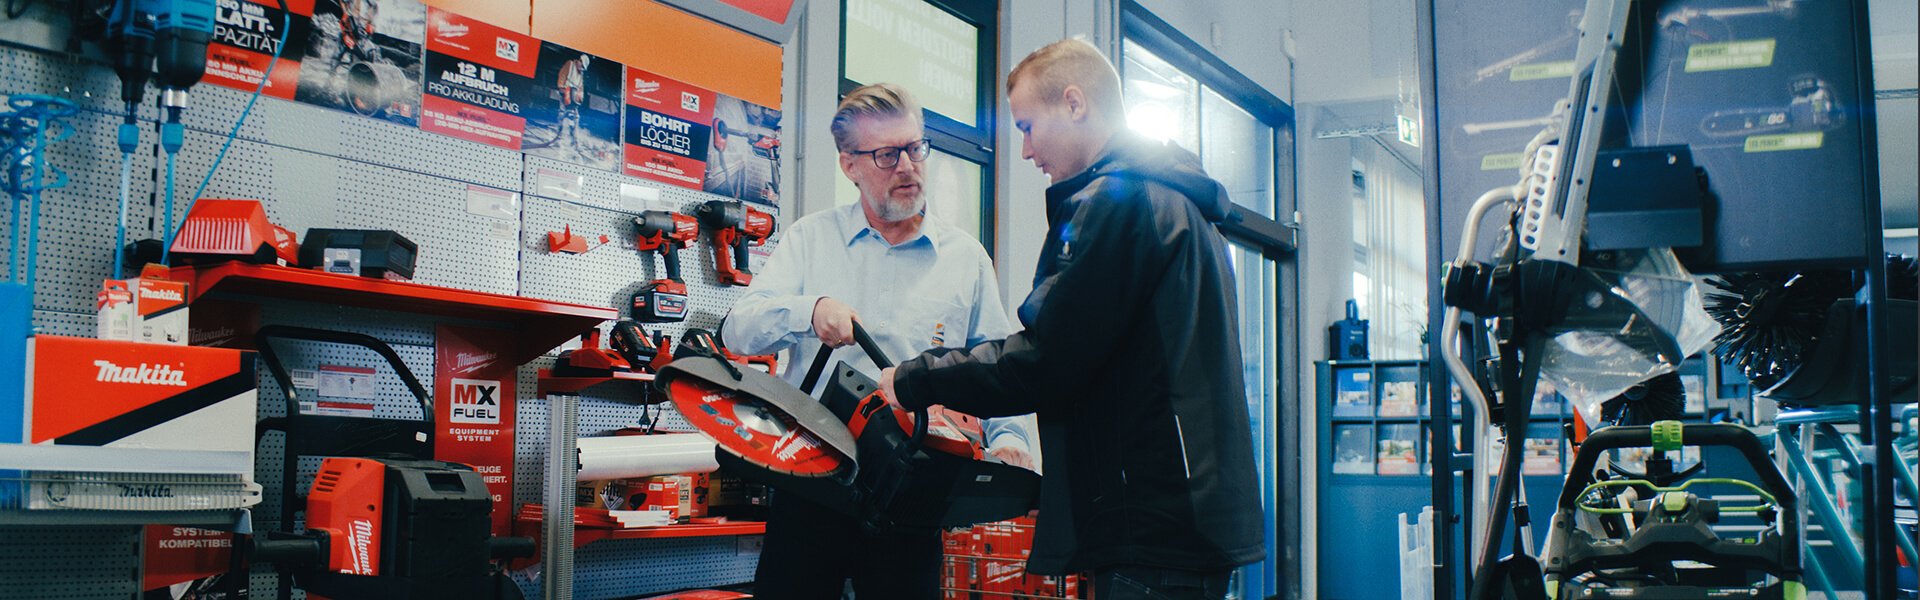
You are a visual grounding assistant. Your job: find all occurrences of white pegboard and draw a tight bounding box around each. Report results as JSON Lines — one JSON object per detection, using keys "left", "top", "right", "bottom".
{"left": 334, "top": 163, "right": 520, "bottom": 295}
{"left": 27, "top": 310, "right": 94, "bottom": 338}
{"left": 0, "top": 525, "right": 141, "bottom": 599}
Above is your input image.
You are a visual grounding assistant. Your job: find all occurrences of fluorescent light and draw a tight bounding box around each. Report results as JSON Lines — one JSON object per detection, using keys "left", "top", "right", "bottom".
{"left": 1888, "top": 228, "right": 1918, "bottom": 238}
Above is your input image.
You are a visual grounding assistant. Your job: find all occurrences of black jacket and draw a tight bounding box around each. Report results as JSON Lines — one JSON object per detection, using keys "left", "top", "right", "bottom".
{"left": 894, "top": 134, "right": 1267, "bottom": 574}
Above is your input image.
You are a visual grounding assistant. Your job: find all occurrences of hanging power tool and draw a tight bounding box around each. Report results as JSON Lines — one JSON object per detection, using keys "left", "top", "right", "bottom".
{"left": 694, "top": 200, "right": 773, "bottom": 287}
{"left": 631, "top": 210, "right": 699, "bottom": 322}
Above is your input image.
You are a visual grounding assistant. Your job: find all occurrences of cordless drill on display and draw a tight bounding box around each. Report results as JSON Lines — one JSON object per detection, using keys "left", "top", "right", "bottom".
{"left": 631, "top": 210, "right": 699, "bottom": 322}
{"left": 695, "top": 200, "right": 774, "bottom": 287}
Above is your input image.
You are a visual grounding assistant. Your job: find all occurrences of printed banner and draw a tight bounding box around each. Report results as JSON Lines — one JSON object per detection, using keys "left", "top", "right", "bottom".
{"left": 704, "top": 94, "right": 782, "bottom": 206}
{"left": 523, "top": 42, "right": 624, "bottom": 171}
{"left": 142, "top": 525, "right": 241, "bottom": 598}
{"left": 434, "top": 325, "right": 517, "bottom": 536}
{"left": 292, "top": 0, "right": 427, "bottom": 125}
{"left": 205, "top": 0, "right": 314, "bottom": 100}
{"left": 421, "top": 8, "right": 539, "bottom": 150}
{"left": 623, "top": 67, "right": 714, "bottom": 189}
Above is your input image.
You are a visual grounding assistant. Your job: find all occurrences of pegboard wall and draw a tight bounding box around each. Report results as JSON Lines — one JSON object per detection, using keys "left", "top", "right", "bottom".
{"left": 1, "top": 37, "right": 779, "bottom": 598}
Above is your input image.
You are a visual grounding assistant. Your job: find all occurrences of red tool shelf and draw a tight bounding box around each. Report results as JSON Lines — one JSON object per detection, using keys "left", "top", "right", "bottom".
{"left": 535, "top": 368, "right": 658, "bottom": 396}
{"left": 513, "top": 507, "right": 764, "bottom": 548}
{"left": 172, "top": 263, "right": 615, "bottom": 363}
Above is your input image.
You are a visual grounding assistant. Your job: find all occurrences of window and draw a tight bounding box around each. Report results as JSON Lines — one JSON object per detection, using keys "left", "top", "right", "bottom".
{"left": 1351, "top": 140, "right": 1426, "bottom": 359}
{"left": 839, "top": 0, "right": 996, "bottom": 248}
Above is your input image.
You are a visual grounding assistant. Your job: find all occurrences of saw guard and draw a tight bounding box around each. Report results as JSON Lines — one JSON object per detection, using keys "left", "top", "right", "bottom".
{"left": 657, "top": 356, "right": 857, "bottom": 478}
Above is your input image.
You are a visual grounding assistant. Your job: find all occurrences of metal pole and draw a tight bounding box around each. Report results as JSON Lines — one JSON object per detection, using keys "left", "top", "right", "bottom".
{"left": 543, "top": 393, "right": 579, "bottom": 600}
{"left": 1414, "top": 0, "right": 1454, "bottom": 594}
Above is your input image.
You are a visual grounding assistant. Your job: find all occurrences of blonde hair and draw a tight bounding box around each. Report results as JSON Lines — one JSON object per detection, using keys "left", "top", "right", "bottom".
{"left": 1008, "top": 38, "right": 1126, "bottom": 126}
{"left": 831, "top": 83, "right": 923, "bottom": 152}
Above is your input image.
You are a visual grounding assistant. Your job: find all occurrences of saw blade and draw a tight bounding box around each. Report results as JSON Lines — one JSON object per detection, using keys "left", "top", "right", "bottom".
{"left": 668, "top": 377, "right": 851, "bottom": 477}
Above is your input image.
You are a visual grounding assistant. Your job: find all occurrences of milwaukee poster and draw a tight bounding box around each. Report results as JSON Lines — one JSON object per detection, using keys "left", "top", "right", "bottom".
{"left": 204, "top": 0, "right": 313, "bottom": 101}
{"left": 434, "top": 325, "right": 516, "bottom": 535}
{"left": 523, "top": 42, "right": 624, "bottom": 171}
{"left": 294, "top": 0, "right": 426, "bottom": 125}
{"left": 623, "top": 67, "right": 714, "bottom": 189}
{"left": 704, "top": 94, "right": 782, "bottom": 206}
{"left": 421, "top": 8, "right": 540, "bottom": 150}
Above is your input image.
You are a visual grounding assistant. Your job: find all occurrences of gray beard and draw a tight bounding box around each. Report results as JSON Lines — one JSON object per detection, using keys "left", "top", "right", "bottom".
{"left": 870, "top": 195, "right": 925, "bottom": 222}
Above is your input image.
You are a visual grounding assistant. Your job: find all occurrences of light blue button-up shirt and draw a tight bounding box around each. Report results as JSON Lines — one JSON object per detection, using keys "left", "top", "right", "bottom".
{"left": 721, "top": 203, "right": 1034, "bottom": 455}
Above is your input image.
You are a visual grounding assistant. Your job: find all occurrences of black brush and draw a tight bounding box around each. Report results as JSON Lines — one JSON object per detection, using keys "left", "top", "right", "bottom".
{"left": 1704, "top": 269, "right": 1851, "bottom": 389}
{"left": 1600, "top": 372, "right": 1687, "bottom": 427}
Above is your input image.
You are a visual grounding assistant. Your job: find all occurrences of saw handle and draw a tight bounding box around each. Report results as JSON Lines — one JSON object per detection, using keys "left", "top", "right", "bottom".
{"left": 797, "top": 321, "right": 926, "bottom": 449}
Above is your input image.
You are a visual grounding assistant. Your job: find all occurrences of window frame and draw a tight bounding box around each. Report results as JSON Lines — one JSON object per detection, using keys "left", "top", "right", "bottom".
{"left": 1120, "top": 1, "right": 1295, "bottom": 257}
{"left": 838, "top": 0, "right": 998, "bottom": 251}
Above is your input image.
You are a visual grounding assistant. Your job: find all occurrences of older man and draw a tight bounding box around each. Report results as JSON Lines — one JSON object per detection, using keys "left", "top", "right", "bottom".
{"left": 722, "top": 82, "right": 1035, "bottom": 599}
{"left": 879, "top": 39, "right": 1266, "bottom": 600}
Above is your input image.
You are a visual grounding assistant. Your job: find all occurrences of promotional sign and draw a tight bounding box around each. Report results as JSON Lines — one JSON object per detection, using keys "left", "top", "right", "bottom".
{"left": 704, "top": 94, "right": 782, "bottom": 206}
{"left": 291, "top": 0, "right": 427, "bottom": 125}
{"left": 523, "top": 42, "right": 624, "bottom": 170}
{"left": 421, "top": 8, "right": 540, "bottom": 150}
{"left": 141, "top": 525, "right": 241, "bottom": 599}
{"left": 205, "top": 0, "right": 314, "bottom": 100}
{"left": 434, "top": 325, "right": 516, "bottom": 535}
{"left": 624, "top": 67, "right": 714, "bottom": 189}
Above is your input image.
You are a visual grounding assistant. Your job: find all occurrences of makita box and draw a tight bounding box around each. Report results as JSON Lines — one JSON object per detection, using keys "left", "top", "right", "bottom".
{"left": 9, "top": 336, "right": 254, "bottom": 454}
{"left": 97, "top": 273, "right": 190, "bottom": 346}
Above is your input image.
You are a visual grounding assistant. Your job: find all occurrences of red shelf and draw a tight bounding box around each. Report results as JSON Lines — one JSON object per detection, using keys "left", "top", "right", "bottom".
{"left": 173, "top": 263, "right": 615, "bottom": 363}
{"left": 535, "top": 368, "right": 658, "bottom": 396}
{"left": 512, "top": 512, "right": 764, "bottom": 549}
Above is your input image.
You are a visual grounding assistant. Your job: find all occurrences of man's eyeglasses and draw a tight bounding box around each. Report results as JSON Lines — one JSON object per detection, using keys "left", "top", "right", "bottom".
{"left": 847, "top": 138, "right": 932, "bottom": 169}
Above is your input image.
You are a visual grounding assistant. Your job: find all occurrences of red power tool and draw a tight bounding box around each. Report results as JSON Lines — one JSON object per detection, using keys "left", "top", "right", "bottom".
{"left": 695, "top": 200, "right": 773, "bottom": 286}
{"left": 631, "top": 210, "right": 698, "bottom": 322}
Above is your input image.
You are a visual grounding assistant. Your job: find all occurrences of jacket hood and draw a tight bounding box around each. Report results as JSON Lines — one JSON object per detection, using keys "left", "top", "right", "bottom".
{"left": 1046, "top": 133, "right": 1233, "bottom": 224}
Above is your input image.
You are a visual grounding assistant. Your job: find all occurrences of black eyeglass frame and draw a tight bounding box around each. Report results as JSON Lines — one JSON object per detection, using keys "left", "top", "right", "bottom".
{"left": 844, "top": 138, "right": 933, "bottom": 169}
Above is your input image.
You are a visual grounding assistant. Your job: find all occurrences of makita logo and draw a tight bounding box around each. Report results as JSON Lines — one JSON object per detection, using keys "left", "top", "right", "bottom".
{"left": 139, "top": 287, "right": 183, "bottom": 302}
{"left": 92, "top": 360, "right": 189, "bottom": 386}
{"left": 347, "top": 518, "right": 375, "bottom": 575}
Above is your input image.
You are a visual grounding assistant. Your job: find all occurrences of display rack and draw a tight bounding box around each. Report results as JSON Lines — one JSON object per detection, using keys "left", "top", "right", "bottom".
{"left": 535, "top": 368, "right": 658, "bottom": 396}
{"left": 174, "top": 263, "right": 616, "bottom": 363}
{"left": 512, "top": 512, "right": 765, "bottom": 549}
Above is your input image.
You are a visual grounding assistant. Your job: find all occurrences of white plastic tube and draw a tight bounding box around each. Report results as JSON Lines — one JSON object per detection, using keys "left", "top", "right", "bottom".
{"left": 575, "top": 434, "right": 720, "bottom": 481}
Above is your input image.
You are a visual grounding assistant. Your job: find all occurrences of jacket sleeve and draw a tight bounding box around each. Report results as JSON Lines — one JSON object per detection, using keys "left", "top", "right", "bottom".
{"left": 895, "top": 182, "right": 1164, "bottom": 417}
{"left": 719, "top": 220, "right": 822, "bottom": 355}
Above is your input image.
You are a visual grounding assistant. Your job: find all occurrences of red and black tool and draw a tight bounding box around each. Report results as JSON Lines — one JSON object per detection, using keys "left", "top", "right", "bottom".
{"left": 694, "top": 200, "right": 773, "bottom": 287}
{"left": 657, "top": 321, "right": 1038, "bottom": 535}
{"left": 681, "top": 327, "right": 777, "bottom": 375}
{"left": 610, "top": 320, "right": 672, "bottom": 374}
{"left": 631, "top": 210, "right": 698, "bottom": 322}
{"left": 554, "top": 329, "right": 632, "bottom": 377}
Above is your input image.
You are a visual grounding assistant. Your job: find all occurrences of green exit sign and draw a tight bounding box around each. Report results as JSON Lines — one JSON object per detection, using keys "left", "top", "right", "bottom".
{"left": 1396, "top": 115, "right": 1420, "bottom": 148}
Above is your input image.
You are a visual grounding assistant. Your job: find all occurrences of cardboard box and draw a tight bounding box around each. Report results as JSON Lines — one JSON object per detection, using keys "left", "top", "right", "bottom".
{"left": 630, "top": 476, "right": 681, "bottom": 519}
{"left": 97, "top": 269, "right": 190, "bottom": 345}
{"left": 977, "top": 558, "right": 1026, "bottom": 596}
{"left": 13, "top": 336, "right": 254, "bottom": 452}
